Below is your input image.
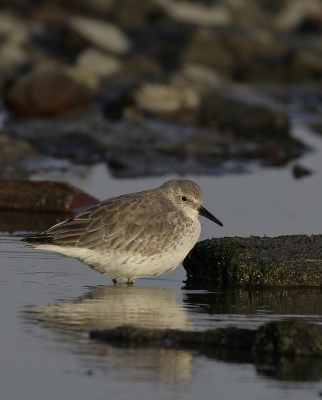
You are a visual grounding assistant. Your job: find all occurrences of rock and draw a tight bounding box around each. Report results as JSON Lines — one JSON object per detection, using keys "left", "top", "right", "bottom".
{"left": 133, "top": 83, "right": 200, "bottom": 125}
{"left": 0, "top": 134, "right": 38, "bottom": 165}
{"left": 69, "top": 15, "right": 130, "bottom": 55}
{"left": 200, "top": 92, "right": 291, "bottom": 141}
{"left": 181, "top": 25, "right": 322, "bottom": 83}
{"left": 30, "top": 9, "right": 90, "bottom": 62}
{"left": 32, "top": 57, "right": 65, "bottom": 73}
{"left": 0, "top": 13, "right": 32, "bottom": 56}
{"left": 81, "top": 0, "right": 115, "bottom": 15}
{"left": 170, "top": 63, "right": 224, "bottom": 94}
{"left": 0, "top": 180, "right": 99, "bottom": 213}
{"left": 274, "top": 0, "right": 322, "bottom": 32}
{"left": 0, "top": 12, "right": 35, "bottom": 87}
{"left": 112, "top": 0, "right": 164, "bottom": 29}
{"left": 5, "top": 67, "right": 99, "bottom": 117}
{"left": 224, "top": 31, "right": 292, "bottom": 82}
{"left": 0, "top": 133, "right": 40, "bottom": 179}
{"left": 123, "top": 56, "right": 163, "bottom": 79}
{"left": 181, "top": 29, "right": 235, "bottom": 77}
{"left": 183, "top": 235, "right": 322, "bottom": 287}
{"left": 296, "top": 14, "right": 322, "bottom": 34}
{"left": 291, "top": 50, "right": 322, "bottom": 80}
{"left": 90, "top": 324, "right": 256, "bottom": 349}
{"left": 158, "top": 1, "right": 232, "bottom": 27}
{"left": 76, "top": 47, "right": 123, "bottom": 78}
{"left": 90, "top": 320, "right": 322, "bottom": 357}
{"left": 106, "top": 147, "right": 180, "bottom": 177}
{"left": 33, "top": 132, "right": 105, "bottom": 164}
{"left": 293, "top": 164, "right": 313, "bottom": 179}
{"left": 103, "top": 89, "right": 134, "bottom": 121}
{"left": 255, "top": 320, "right": 322, "bottom": 356}
{"left": 4, "top": 109, "right": 307, "bottom": 177}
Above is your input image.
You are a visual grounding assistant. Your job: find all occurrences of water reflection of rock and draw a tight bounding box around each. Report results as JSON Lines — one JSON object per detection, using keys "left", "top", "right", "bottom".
{"left": 183, "top": 287, "right": 322, "bottom": 321}
{"left": 0, "top": 210, "right": 67, "bottom": 232}
{"left": 197, "top": 346, "right": 322, "bottom": 382}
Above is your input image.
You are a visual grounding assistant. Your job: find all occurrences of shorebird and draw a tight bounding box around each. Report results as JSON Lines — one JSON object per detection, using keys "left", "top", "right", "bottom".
{"left": 23, "top": 179, "right": 223, "bottom": 284}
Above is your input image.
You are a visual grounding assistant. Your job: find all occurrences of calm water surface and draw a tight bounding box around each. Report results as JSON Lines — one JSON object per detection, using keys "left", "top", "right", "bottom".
{"left": 1, "top": 121, "right": 322, "bottom": 399}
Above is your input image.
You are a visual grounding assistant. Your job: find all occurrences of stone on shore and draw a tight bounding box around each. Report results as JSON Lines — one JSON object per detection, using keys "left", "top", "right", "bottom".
{"left": 5, "top": 67, "right": 99, "bottom": 117}
{"left": 183, "top": 235, "right": 322, "bottom": 287}
{"left": 200, "top": 92, "right": 290, "bottom": 141}
{"left": 133, "top": 83, "right": 200, "bottom": 125}
{"left": 76, "top": 48, "right": 123, "bottom": 79}
{"left": 69, "top": 15, "right": 130, "bottom": 55}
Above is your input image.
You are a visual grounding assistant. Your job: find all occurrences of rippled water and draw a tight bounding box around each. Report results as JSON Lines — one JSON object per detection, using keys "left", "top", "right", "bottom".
{"left": 2, "top": 121, "right": 322, "bottom": 399}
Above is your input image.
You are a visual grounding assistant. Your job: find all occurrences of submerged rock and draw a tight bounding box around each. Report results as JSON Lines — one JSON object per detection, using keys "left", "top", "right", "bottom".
{"left": 183, "top": 235, "right": 322, "bottom": 287}
{"left": 255, "top": 319, "right": 322, "bottom": 356}
{"left": 90, "top": 319, "right": 322, "bottom": 357}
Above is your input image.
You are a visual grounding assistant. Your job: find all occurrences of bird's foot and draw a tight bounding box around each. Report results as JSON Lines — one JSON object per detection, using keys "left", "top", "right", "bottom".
{"left": 112, "top": 278, "right": 135, "bottom": 287}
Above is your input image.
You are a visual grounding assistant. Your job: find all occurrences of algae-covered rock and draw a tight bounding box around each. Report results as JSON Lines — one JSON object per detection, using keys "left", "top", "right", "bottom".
{"left": 90, "top": 320, "right": 322, "bottom": 357}
{"left": 90, "top": 325, "right": 256, "bottom": 349}
{"left": 255, "top": 320, "right": 322, "bottom": 357}
{"left": 183, "top": 235, "right": 322, "bottom": 287}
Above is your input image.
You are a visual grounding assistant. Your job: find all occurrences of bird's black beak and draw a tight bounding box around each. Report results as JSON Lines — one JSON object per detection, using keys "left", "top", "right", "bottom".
{"left": 199, "top": 206, "right": 223, "bottom": 227}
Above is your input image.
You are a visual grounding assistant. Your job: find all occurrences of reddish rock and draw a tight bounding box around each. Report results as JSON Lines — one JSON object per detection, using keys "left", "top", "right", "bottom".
{"left": 0, "top": 180, "right": 99, "bottom": 213}
{"left": 5, "top": 67, "right": 99, "bottom": 118}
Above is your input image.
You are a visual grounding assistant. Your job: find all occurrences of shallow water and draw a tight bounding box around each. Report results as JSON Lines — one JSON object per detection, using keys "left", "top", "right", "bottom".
{"left": 2, "top": 121, "right": 322, "bottom": 399}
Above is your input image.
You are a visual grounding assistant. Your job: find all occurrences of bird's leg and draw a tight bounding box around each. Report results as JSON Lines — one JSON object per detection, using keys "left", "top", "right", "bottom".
{"left": 112, "top": 278, "right": 135, "bottom": 286}
{"left": 127, "top": 278, "right": 135, "bottom": 286}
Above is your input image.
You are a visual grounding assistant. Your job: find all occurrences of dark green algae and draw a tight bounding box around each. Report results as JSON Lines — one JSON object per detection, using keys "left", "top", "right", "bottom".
{"left": 183, "top": 235, "right": 322, "bottom": 287}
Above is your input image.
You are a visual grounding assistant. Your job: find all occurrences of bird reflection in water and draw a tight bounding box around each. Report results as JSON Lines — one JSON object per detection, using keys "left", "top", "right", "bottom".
{"left": 23, "top": 285, "right": 194, "bottom": 384}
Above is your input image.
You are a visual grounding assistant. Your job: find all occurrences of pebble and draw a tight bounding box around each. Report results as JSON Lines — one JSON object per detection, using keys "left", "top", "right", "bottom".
{"left": 6, "top": 67, "right": 99, "bottom": 117}
{"left": 69, "top": 15, "right": 130, "bottom": 55}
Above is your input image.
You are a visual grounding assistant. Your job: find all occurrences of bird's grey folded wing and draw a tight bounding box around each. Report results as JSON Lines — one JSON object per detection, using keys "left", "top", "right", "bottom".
{"left": 44, "top": 195, "right": 181, "bottom": 256}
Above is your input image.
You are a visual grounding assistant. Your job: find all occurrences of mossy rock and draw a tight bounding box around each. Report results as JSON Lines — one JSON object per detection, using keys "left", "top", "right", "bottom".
{"left": 183, "top": 235, "right": 322, "bottom": 287}
{"left": 90, "top": 320, "right": 322, "bottom": 357}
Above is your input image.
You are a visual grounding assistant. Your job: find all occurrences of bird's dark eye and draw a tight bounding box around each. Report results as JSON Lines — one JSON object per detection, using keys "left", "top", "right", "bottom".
{"left": 182, "top": 196, "right": 188, "bottom": 201}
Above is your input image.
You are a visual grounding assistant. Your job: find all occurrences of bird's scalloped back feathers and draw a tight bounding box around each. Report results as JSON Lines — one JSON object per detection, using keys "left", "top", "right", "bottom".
{"left": 24, "top": 189, "right": 183, "bottom": 256}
